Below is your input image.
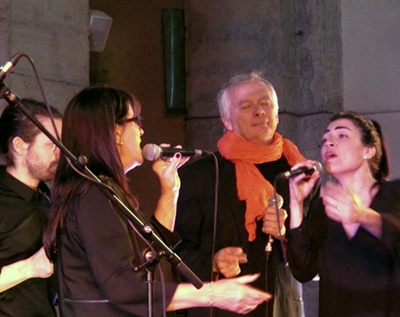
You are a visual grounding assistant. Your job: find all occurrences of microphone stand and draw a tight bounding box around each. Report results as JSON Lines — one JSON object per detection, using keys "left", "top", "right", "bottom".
{"left": 0, "top": 82, "right": 203, "bottom": 316}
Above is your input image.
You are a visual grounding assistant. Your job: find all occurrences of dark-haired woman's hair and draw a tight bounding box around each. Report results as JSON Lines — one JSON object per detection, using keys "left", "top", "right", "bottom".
{"left": 0, "top": 99, "right": 62, "bottom": 166}
{"left": 44, "top": 87, "right": 141, "bottom": 258}
{"left": 329, "top": 111, "right": 389, "bottom": 181}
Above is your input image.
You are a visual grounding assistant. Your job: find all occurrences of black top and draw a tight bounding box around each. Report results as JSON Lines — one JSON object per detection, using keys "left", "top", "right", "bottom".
{"left": 0, "top": 166, "right": 56, "bottom": 316}
{"left": 57, "top": 180, "right": 180, "bottom": 317}
{"left": 287, "top": 180, "right": 400, "bottom": 317}
{"left": 175, "top": 152, "right": 302, "bottom": 317}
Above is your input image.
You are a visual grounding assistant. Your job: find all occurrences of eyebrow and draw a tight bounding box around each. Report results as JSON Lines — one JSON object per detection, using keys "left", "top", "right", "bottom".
{"left": 238, "top": 96, "right": 271, "bottom": 106}
{"left": 324, "top": 125, "right": 351, "bottom": 134}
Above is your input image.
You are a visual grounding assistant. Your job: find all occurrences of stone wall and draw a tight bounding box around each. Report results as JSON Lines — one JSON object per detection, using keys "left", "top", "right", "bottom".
{"left": 0, "top": 0, "right": 89, "bottom": 113}
{"left": 184, "top": 0, "right": 342, "bottom": 161}
{"left": 342, "top": 0, "right": 400, "bottom": 178}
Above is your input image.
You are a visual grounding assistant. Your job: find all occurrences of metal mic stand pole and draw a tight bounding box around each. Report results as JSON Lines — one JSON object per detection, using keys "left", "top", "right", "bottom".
{"left": 1, "top": 82, "right": 204, "bottom": 317}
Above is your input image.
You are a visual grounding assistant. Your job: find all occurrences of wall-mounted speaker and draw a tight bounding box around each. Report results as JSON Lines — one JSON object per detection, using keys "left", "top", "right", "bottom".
{"left": 89, "top": 10, "right": 113, "bottom": 52}
{"left": 162, "top": 8, "right": 186, "bottom": 116}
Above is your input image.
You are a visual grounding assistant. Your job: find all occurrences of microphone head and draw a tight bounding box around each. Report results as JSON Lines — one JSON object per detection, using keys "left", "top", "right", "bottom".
{"left": 268, "top": 193, "right": 284, "bottom": 208}
{"left": 314, "top": 161, "right": 324, "bottom": 173}
{"left": 142, "top": 143, "right": 161, "bottom": 161}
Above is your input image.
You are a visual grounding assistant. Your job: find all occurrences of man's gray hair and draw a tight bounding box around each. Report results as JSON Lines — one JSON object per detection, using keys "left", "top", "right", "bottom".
{"left": 217, "top": 72, "right": 279, "bottom": 121}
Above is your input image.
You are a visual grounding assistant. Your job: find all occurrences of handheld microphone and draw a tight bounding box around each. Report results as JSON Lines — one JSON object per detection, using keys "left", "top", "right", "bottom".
{"left": 265, "top": 193, "right": 284, "bottom": 258}
{"left": 277, "top": 161, "right": 323, "bottom": 180}
{"left": 142, "top": 143, "right": 211, "bottom": 161}
{"left": 0, "top": 53, "right": 23, "bottom": 81}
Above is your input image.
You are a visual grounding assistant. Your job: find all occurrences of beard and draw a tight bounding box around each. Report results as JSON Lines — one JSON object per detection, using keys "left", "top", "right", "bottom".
{"left": 26, "top": 150, "right": 58, "bottom": 183}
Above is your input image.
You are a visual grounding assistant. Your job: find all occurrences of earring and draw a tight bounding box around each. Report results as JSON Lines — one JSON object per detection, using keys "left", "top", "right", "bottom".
{"left": 364, "top": 154, "right": 368, "bottom": 160}
{"left": 117, "top": 141, "right": 124, "bottom": 146}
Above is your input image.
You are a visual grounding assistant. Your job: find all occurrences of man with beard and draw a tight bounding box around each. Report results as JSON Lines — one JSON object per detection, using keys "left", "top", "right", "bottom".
{"left": 0, "top": 99, "right": 62, "bottom": 316}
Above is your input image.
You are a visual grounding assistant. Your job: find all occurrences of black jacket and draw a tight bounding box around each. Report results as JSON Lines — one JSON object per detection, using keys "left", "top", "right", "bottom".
{"left": 175, "top": 153, "right": 302, "bottom": 317}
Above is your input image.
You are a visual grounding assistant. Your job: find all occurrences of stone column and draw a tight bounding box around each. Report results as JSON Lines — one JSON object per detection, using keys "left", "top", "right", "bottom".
{"left": 0, "top": 0, "right": 90, "bottom": 113}
{"left": 184, "top": 0, "right": 342, "bottom": 161}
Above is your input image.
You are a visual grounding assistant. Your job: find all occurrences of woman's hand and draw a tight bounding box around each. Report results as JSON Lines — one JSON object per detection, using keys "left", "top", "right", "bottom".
{"left": 321, "top": 181, "right": 382, "bottom": 238}
{"left": 289, "top": 160, "right": 321, "bottom": 228}
{"left": 167, "top": 274, "right": 272, "bottom": 314}
{"left": 151, "top": 144, "right": 189, "bottom": 230}
{"left": 321, "top": 181, "right": 361, "bottom": 224}
{"left": 289, "top": 160, "right": 321, "bottom": 205}
{"left": 151, "top": 144, "right": 189, "bottom": 195}
{"left": 321, "top": 181, "right": 362, "bottom": 238}
{"left": 211, "top": 274, "right": 272, "bottom": 314}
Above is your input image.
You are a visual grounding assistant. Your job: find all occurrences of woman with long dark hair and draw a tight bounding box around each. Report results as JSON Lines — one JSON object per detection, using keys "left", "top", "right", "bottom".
{"left": 44, "top": 86, "right": 271, "bottom": 317}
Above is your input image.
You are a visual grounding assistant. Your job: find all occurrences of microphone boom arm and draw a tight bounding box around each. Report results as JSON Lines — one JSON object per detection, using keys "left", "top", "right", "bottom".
{"left": 0, "top": 82, "right": 203, "bottom": 289}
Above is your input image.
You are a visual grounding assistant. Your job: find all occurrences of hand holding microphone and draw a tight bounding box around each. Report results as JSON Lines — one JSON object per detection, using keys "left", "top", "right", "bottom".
{"left": 263, "top": 193, "right": 287, "bottom": 259}
{"left": 142, "top": 143, "right": 211, "bottom": 161}
{"left": 147, "top": 144, "right": 190, "bottom": 212}
{"left": 262, "top": 194, "right": 286, "bottom": 239}
{"left": 288, "top": 161, "right": 323, "bottom": 229}
{"left": 276, "top": 161, "right": 323, "bottom": 180}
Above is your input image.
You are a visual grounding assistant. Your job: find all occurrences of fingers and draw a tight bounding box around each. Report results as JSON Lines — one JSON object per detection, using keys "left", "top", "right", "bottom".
{"left": 152, "top": 144, "right": 188, "bottom": 191}
{"left": 289, "top": 160, "right": 322, "bottom": 185}
{"left": 290, "top": 160, "right": 320, "bottom": 174}
{"left": 166, "top": 153, "right": 183, "bottom": 169}
{"left": 262, "top": 207, "right": 286, "bottom": 237}
{"left": 157, "top": 144, "right": 190, "bottom": 168}
{"left": 288, "top": 164, "right": 320, "bottom": 206}
{"left": 231, "top": 273, "right": 260, "bottom": 284}
{"left": 224, "top": 246, "right": 244, "bottom": 256}
{"left": 214, "top": 247, "right": 247, "bottom": 278}
{"left": 212, "top": 274, "right": 272, "bottom": 314}
{"left": 238, "top": 253, "right": 248, "bottom": 264}
{"left": 235, "top": 277, "right": 273, "bottom": 313}
{"left": 263, "top": 207, "right": 287, "bottom": 222}
{"left": 233, "top": 274, "right": 272, "bottom": 302}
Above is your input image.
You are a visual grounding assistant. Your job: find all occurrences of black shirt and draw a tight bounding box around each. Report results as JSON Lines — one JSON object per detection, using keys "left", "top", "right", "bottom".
{"left": 56, "top": 180, "right": 179, "bottom": 317}
{"left": 287, "top": 180, "right": 400, "bottom": 317}
{"left": 0, "top": 166, "right": 56, "bottom": 316}
{"left": 175, "top": 153, "right": 303, "bottom": 317}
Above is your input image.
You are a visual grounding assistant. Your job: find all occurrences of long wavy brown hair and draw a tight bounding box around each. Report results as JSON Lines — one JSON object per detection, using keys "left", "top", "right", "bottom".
{"left": 44, "top": 86, "right": 141, "bottom": 259}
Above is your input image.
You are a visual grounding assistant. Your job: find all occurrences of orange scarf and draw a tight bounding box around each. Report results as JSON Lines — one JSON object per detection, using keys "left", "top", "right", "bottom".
{"left": 217, "top": 131, "right": 306, "bottom": 241}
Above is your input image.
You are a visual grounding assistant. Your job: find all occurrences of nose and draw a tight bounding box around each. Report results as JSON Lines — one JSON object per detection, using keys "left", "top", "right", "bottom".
{"left": 254, "top": 104, "right": 265, "bottom": 117}
{"left": 324, "top": 137, "right": 335, "bottom": 148}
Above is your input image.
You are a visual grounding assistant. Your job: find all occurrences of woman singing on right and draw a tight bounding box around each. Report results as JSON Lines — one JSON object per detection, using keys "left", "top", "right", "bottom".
{"left": 287, "top": 111, "right": 400, "bottom": 317}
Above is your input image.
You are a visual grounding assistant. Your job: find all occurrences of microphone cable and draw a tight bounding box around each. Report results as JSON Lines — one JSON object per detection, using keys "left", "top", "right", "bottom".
{"left": 209, "top": 152, "right": 219, "bottom": 317}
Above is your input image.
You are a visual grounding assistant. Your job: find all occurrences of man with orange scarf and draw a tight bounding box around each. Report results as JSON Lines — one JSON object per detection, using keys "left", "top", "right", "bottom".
{"left": 175, "top": 73, "right": 305, "bottom": 317}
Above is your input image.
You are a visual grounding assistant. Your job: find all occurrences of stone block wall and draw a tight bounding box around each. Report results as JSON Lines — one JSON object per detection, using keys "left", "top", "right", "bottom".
{"left": 342, "top": 0, "right": 400, "bottom": 178}
{"left": 184, "top": 0, "right": 342, "bottom": 162}
{"left": 0, "top": 0, "right": 89, "bottom": 113}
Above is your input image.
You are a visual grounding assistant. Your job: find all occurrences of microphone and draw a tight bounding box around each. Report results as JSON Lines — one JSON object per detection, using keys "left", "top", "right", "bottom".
{"left": 142, "top": 143, "right": 210, "bottom": 161}
{"left": 0, "top": 53, "right": 23, "bottom": 81}
{"left": 265, "top": 193, "right": 284, "bottom": 259}
{"left": 277, "top": 161, "right": 323, "bottom": 180}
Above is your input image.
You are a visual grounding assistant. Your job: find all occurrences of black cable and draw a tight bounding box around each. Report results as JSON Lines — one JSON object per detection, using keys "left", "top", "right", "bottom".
{"left": 209, "top": 152, "right": 219, "bottom": 317}
{"left": 14, "top": 53, "right": 62, "bottom": 141}
{"left": 1, "top": 52, "right": 203, "bottom": 317}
